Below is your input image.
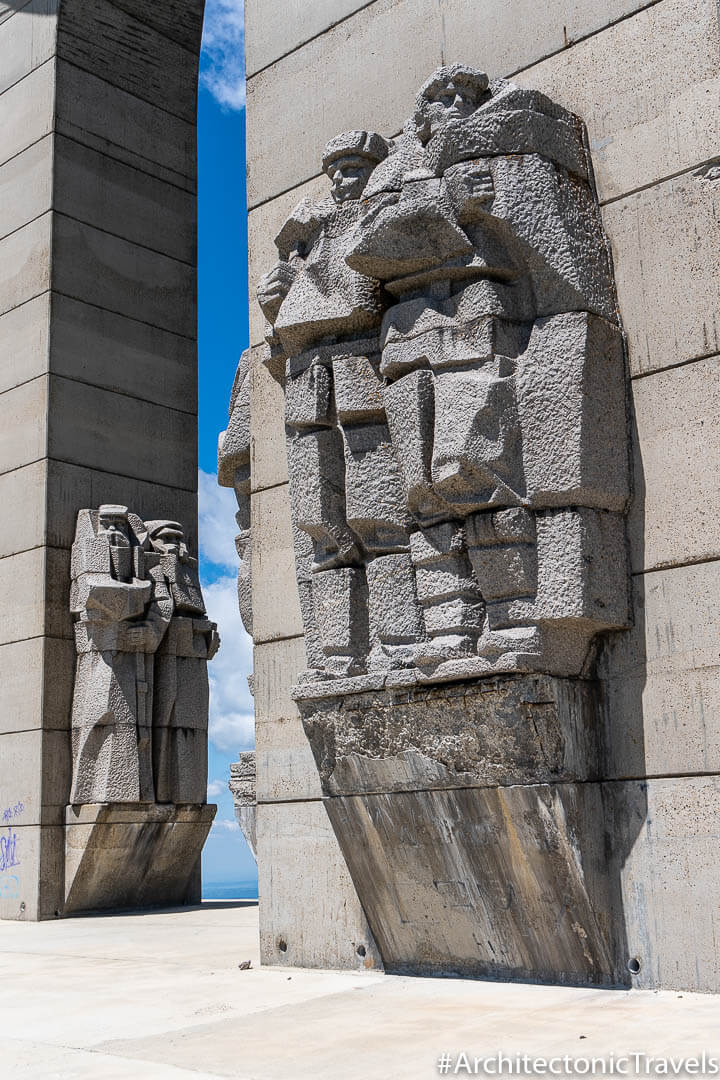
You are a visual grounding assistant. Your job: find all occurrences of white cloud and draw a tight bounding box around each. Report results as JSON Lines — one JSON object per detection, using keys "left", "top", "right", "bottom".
{"left": 199, "top": 468, "right": 239, "bottom": 572}
{"left": 211, "top": 818, "right": 241, "bottom": 833}
{"left": 207, "top": 779, "right": 226, "bottom": 798}
{"left": 203, "top": 572, "right": 255, "bottom": 754}
{"left": 201, "top": 0, "right": 246, "bottom": 111}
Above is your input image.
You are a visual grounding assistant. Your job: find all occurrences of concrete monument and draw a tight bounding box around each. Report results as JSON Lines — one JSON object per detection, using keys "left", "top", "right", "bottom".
{"left": 245, "top": 66, "right": 632, "bottom": 985}
{"left": 64, "top": 505, "right": 217, "bottom": 914}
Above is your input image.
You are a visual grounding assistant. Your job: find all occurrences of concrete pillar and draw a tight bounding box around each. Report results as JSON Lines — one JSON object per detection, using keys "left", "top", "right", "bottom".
{"left": 244, "top": 0, "right": 720, "bottom": 990}
{"left": 0, "top": 0, "right": 205, "bottom": 920}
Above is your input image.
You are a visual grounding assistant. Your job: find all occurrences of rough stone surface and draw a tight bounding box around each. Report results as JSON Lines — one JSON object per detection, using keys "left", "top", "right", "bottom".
{"left": 68, "top": 506, "right": 218, "bottom": 806}
{"left": 255, "top": 70, "right": 631, "bottom": 689}
{"left": 229, "top": 751, "right": 257, "bottom": 858}
{"left": 301, "top": 676, "right": 601, "bottom": 796}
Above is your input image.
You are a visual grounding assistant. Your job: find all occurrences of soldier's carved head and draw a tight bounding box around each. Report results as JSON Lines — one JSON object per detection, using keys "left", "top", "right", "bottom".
{"left": 322, "top": 130, "right": 391, "bottom": 203}
{"left": 415, "top": 65, "right": 490, "bottom": 144}
{"left": 147, "top": 520, "right": 186, "bottom": 557}
{"left": 97, "top": 505, "right": 130, "bottom": 546}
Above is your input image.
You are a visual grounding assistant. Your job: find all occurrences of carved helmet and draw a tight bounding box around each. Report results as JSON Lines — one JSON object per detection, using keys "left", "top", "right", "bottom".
{"left": 321, "top": 130, "right": 392, "bottom": 175}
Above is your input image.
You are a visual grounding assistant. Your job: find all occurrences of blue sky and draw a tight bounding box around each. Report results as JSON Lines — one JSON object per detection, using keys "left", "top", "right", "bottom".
{"left": 196, "top": 0, "right": 257, "bottom": 893}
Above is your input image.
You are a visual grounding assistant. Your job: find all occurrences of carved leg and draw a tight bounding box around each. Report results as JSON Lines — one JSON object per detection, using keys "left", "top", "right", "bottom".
{"left": 410, "top": 523, "right": 484, "bottom": 665}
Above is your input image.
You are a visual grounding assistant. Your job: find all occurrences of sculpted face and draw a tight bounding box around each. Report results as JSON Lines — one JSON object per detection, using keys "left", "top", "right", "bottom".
{"left": 417, "top": 70, "right": 489, "bottom": 142}
{"left": 152, "top": 525, "right": 185, "bottom": 556}
{"left": 328, "top": 153, "right": 376, "bottom": 204}
{"left": 98, "top": 511, "right": 130, "bottom": 546}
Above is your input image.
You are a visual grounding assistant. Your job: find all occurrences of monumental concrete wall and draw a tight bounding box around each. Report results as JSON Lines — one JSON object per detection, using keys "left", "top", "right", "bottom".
{"left": 245, "top": 0, "right": 720, "bottom": 989}
{"left": 0, "top": 0, "right": 205, "bottom": 920}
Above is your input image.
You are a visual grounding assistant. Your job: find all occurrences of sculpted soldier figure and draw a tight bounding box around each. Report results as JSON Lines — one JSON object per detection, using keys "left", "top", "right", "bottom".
{"left": 147, "top": 521, "right": 219, "bottom": 804}
{"left": 258, "top": 129, "right": 427, "bottom": 679}
{"left": 218, "top": 349, "right": 253, "bottom": 637}
{"left": 344, "top": 65, "right": 630, "bottom": 676}
{"left": 69, "top": 506, "right": 171, "bottom": 803}
{"left": 254, "top": 68, "right": 630, "bottom": 686}
{"left": 69, "top": 506, "right": 217, "bottom": 805}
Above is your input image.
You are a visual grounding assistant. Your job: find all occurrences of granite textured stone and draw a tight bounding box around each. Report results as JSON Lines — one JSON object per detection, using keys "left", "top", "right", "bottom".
{"left": 229, "top": 751, "right": 257, "bottom": 857}
{"left": 256, "top": 69, "right": 631, "bottom": 687}
{"left": 68, "top": 506, "right": 218, "bottom": 805}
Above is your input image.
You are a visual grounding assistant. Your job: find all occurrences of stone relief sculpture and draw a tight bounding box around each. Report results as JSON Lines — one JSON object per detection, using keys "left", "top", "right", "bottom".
{"left": 218, "top": 353, "right": 253, "bottom": 638}
{"left": 69, "top": 505, "right": 219, "bottom": 805}
{"left": 226, "top": 66, "right": 634, "bottom": 983}
{"left": 257, "top": 66, "right": 630, "bottom": 690}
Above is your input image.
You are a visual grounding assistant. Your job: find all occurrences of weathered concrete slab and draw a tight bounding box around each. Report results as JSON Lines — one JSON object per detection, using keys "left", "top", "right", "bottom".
{"left": 44, "top": 458, "right": 198, "bottom": 553}
{"left": 107, "top": 0, "right": 204, "bottom": 53}
{"left": 250, "top": 484, "right": 304, "bottom": 643}
{"left": 0, "top": 636, "right": 74, "bottom": 736}
{"left": 629, "top": 355, "right": 720, "bottom": 571}
{"left": 0, "top": 59, "right": 54, "bottom": 168}
{"left": 55, "top": 61, "right": 196, "bottom": 191}
{"left": 0, "top": 729, "right": 70, "bottom": 826}
{"left": 598, "top": 560, "right": 720, "bottom": 780}
{"left": 246, "top": 0, "right": 374, "bottom": 76}
{"left": 0, "top": 213, "right": 51, "bottom": 318}
{"left": 49, "top": 293, "right": 197, "bottom": 414}
{"left": 0, "top": 823, "right": 64, "bottom": 922}
{"left": 302, "top": 676, "right": 601, "bottom": 796}
{"left": 53, "top": 135, "right": 196, "bottom": 264}
{"left": 52, "top": 215, "right": 195, "bottom": 338}
{"left": 256, "top": 798, "right": 381, "bottom": 970}
{"left": 326, "top": 781, "right": 620, "bottom": 984}
{"left": 603, "top": 169, "right": 720, "bottom": 375}
{"left": 0, "top": 459, "right": 45, "bottom": 558}
{"left": 47, "top": 376, "right": 196, "bottom": 490}
{"left": 0, "top": 135, "right": 52, "bottom": 242}
{"left": 0, "top": 0, "right": 57, "bottom": 97}
{"left": 254, "top": 636, "right": 323, "bottom": 803}
{"left": 609, "top": 775, "right": 720, "bottom": 993}
{"left": 250, "top": 344, "right": 288, "bottom": 491}
{"left": 0, "top": 376, "right": 48, "bottom": 477}
{"left": 515, "top": 0, "right": 720, "bottom": 203}
{"left": 47, "top": 375, "right": 197, "bottom": 486}
{"left": 0, "top": 293, "right": 49, "bottom": 395}
{"left": 63, "top": 803, "right": 215, "bottom": 915}
{"left": 56, "top": 0, "right": 198, "bottom": 123}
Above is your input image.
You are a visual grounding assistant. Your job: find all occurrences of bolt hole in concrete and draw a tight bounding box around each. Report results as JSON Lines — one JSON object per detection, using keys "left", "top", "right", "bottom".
{"left": 357, "top": 944, "right": 367, "bottom": 957}
{"left": 278, "top": 939, "right": 288, "bottom": 952}
{"left": 628, "top": 957, "right": 642, "bottom": 974}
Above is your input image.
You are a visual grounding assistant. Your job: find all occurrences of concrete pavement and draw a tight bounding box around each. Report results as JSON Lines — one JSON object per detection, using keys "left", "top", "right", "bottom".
{"left": 1, "top": 901, "right": 719, "bottom": 1079}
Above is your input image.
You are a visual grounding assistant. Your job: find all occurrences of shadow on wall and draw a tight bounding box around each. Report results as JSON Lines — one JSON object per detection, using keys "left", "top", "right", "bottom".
{"left": 596, "top": 370, "right": 649, "bottom": 987}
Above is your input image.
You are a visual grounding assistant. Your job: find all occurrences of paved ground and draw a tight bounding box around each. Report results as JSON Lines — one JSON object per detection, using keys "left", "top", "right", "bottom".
{"left": 2, "top": 902, "right": 719, "bottom": 1079}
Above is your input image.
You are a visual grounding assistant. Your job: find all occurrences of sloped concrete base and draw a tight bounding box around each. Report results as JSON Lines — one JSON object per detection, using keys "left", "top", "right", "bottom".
{"left": 301, "top": 676, "right": 627, "bottom": 986}
{"left": 63, "top": 803, "right": 216, "bottom": 915}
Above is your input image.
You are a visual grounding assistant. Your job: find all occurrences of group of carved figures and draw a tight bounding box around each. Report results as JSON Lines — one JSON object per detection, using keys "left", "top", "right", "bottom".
{"left": 69, "top": 506, "right": 218, "bottom": 805}
{"left": 220, "top": 65, "right": 631, "bottom": 686}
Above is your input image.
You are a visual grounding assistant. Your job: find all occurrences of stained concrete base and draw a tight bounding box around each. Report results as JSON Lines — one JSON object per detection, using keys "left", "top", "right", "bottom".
{"left": 64, "top": 802, "right": 216, "bottom": 915}
{"left": 1, "top": 902, "right": 719, "bottom": 1080}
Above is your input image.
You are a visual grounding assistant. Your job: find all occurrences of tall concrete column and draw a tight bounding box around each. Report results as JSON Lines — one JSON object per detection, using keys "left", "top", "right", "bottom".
{"left": 0, "top": 0, "right": 205, "bottom": 920}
